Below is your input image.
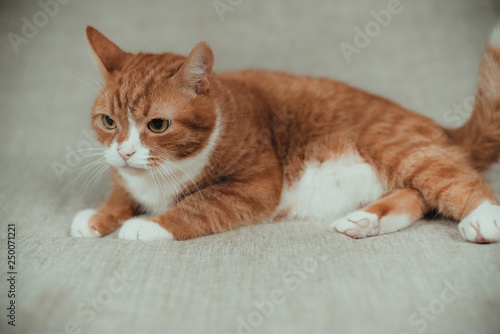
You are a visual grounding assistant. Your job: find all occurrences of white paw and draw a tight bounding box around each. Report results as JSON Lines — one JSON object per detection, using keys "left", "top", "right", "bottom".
{"left": 332, "top": 210, "right": 380, "bottom": 239}
{"left": 71, "top": 209, "right": 101, "bottom": 238}
{"left": 118, "top": 218, "right": 174, "bottom": 241}
{"left": 459, "top": 201, "right": 500, "bottom": 243}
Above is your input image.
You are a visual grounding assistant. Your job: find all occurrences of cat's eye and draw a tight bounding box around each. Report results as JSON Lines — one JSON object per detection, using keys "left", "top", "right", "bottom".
{"left": 101, "top": 115, "right": 117, "bottom": 129}
{"left": 148, "top": 119, "right": 171, "bottom": 133}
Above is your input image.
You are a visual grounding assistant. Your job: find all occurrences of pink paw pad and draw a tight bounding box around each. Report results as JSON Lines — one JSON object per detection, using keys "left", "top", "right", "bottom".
{"left": 472, "top": 225, "right": 495, "bottom": 244}
{"left": 345, "top": 229, "right": 360, "bottom": 237}
{"left": 344, "top": 218, "right": 380, "bottom": 238}
{"left": 332, "top": 211, "right": 381, "bottom": 239}
{"left": 353, "top": 218, "right": 370, "bottom": 227}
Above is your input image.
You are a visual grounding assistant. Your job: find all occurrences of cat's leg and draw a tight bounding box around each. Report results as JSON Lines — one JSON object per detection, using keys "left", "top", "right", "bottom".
{"left": 333, "top": 188, "right": 427, "bottom": 238}
{"left": 71, "top": 182, "right": 135, "bottom": 237}
{"left": 392, "top": 145, "right": 500, "bottom": 243}
{"left": 118, "top": 153, "right": 283, "bottom": 241}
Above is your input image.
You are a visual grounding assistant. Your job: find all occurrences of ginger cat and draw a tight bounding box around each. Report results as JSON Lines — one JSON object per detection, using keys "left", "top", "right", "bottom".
{"left": 72, "top": 26, "right": 500, "bottom": 243}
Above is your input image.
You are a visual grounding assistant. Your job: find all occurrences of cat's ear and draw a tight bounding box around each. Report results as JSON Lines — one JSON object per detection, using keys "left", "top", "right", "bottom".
{"left": 174, "top": 42, "right": 214, "bottom": 95}
{"left": 86, "top": 26, "right": 129, "bottom": 75}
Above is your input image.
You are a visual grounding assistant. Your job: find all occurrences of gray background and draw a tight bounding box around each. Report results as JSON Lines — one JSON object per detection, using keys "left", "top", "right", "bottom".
{"left": 0, "top": 0, "right": 499, "bottom": 334}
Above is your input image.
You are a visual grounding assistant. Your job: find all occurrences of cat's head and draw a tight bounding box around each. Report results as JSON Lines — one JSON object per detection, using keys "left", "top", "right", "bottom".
{"left": 86, "top": 26, "right": 218, "bottom": 174}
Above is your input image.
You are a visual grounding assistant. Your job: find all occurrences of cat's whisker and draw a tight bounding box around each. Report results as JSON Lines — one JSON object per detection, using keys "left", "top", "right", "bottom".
{"left": 152, "top": 168, "right": 168, "bottom": 216}
{"left": 156, "top": 165, "right": 185, "bottom": 220}
{"left": 149, "top": 167, "right": 167, "bottom": 216}
{"left": 77, "top": 158, "right": 107, "bottom": 188}
{"left": 83, "top": 154, "right": 106, "bottom": 161}
{"left": 156, "top": 167, "right": 201, "bottom": 229}
{"left": 146, "top": 168, "right": 160, "bottom": 213}
{"left": 59, "top": 67, "right": 113, "bottom": 103}
{"left": 154, "top": 164, "right": 191, "bottom": 221}
{"left": 73, "top": 148, "right": 106, "bottom": 152}
{"left": 159, "top": 158, "right": 207, "bottom": 214}
{"left": 156, "top": 159, "right": 200, "bottom": 216}
{"left": 53, "top": 148, "right": 105, "bottom": 162}
{"left": 78, "top": 162, "right": 109, "bottom": 206}
{"left": 72, "top": 70, "right": 107, "bottom": 93}
{"left": 70, "top": 157, "right": 107, "bottom": 173}
{"left": 59, "top": 66, "right": 105, "bottom": 88}
{"left": 158, "top": 166, "right": 187, "bottom": 221}
{"left": 156, "top": 162, "right": 196, "bottom": 206}
{"left": 155, "top": 164, "right": 203, "bottom": 227}
{"left": 62, "top": 158, "right": 107, "bottom": 204}
{"left": 72, "top": 153, "right": 107, "bottom": 159}
{"left": 64, "top": 153, "right": 107, "bottom": 161}
{"left": 63, "top": 70, "right": 112, "bottom": 104}
{"left": 61, "top": 157, "right": 107, "bottom": 194}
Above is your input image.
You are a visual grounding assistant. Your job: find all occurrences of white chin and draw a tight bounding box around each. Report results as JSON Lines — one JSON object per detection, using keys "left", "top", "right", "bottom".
{"left": 120, "top": 165, "right": 147, "bottom": 174}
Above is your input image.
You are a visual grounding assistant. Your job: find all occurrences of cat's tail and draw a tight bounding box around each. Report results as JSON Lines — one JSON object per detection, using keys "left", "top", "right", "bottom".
{"left": 447, "top": 24, "right": 500, "bottom": 172}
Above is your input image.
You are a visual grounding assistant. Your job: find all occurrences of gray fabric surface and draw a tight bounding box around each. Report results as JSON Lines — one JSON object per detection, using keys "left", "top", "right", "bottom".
{"left": 1, "top": 0, "right": 500, "bottom": 333}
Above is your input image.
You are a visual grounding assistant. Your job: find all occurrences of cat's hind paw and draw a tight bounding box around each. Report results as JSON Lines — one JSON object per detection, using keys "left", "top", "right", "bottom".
{"left": 459, "top": 202, "right": 500, "bottom": 243}
{"left": 71, "top": 209, "right": 102, "bottom": 238}
{"left": 332, "top": 210, "right": 380, "bottom": 239}
{"left": 118, "top": 218, "right": 174, "bottom": 241}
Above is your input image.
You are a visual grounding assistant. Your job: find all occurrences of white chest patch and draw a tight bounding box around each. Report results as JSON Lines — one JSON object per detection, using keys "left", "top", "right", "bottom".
{"left": 277, "top": 154, "right": 387, "bottom": 222}
{"left": 119, "top": 170, "right": 178, "bottom": 215}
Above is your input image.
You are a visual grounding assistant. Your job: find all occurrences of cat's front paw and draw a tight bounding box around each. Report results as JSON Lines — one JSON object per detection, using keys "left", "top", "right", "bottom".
{"left": 459, "top": 202, "right": 500, "bottom": 243}
{"left": 71, "top": 209, "right": 102, "bottom": 238}
{"left": 118, "top": 218, "right": 174, "bottom": 241}
{"left": 332, "top": 210, "right": 380, "bottom": 239}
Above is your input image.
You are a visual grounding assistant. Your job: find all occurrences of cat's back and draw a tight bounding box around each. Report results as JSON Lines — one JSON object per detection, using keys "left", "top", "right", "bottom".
{"left": 217, "top": 70, "right": 417, "bottom": 124}
{"left": 218, "top": 70, "right": 351, "bottom": 104}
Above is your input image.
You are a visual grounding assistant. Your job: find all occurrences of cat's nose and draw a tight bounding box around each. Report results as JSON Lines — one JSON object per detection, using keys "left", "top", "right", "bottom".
{"left": 118, "top": 148, "right": 135, "bottom": 161}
